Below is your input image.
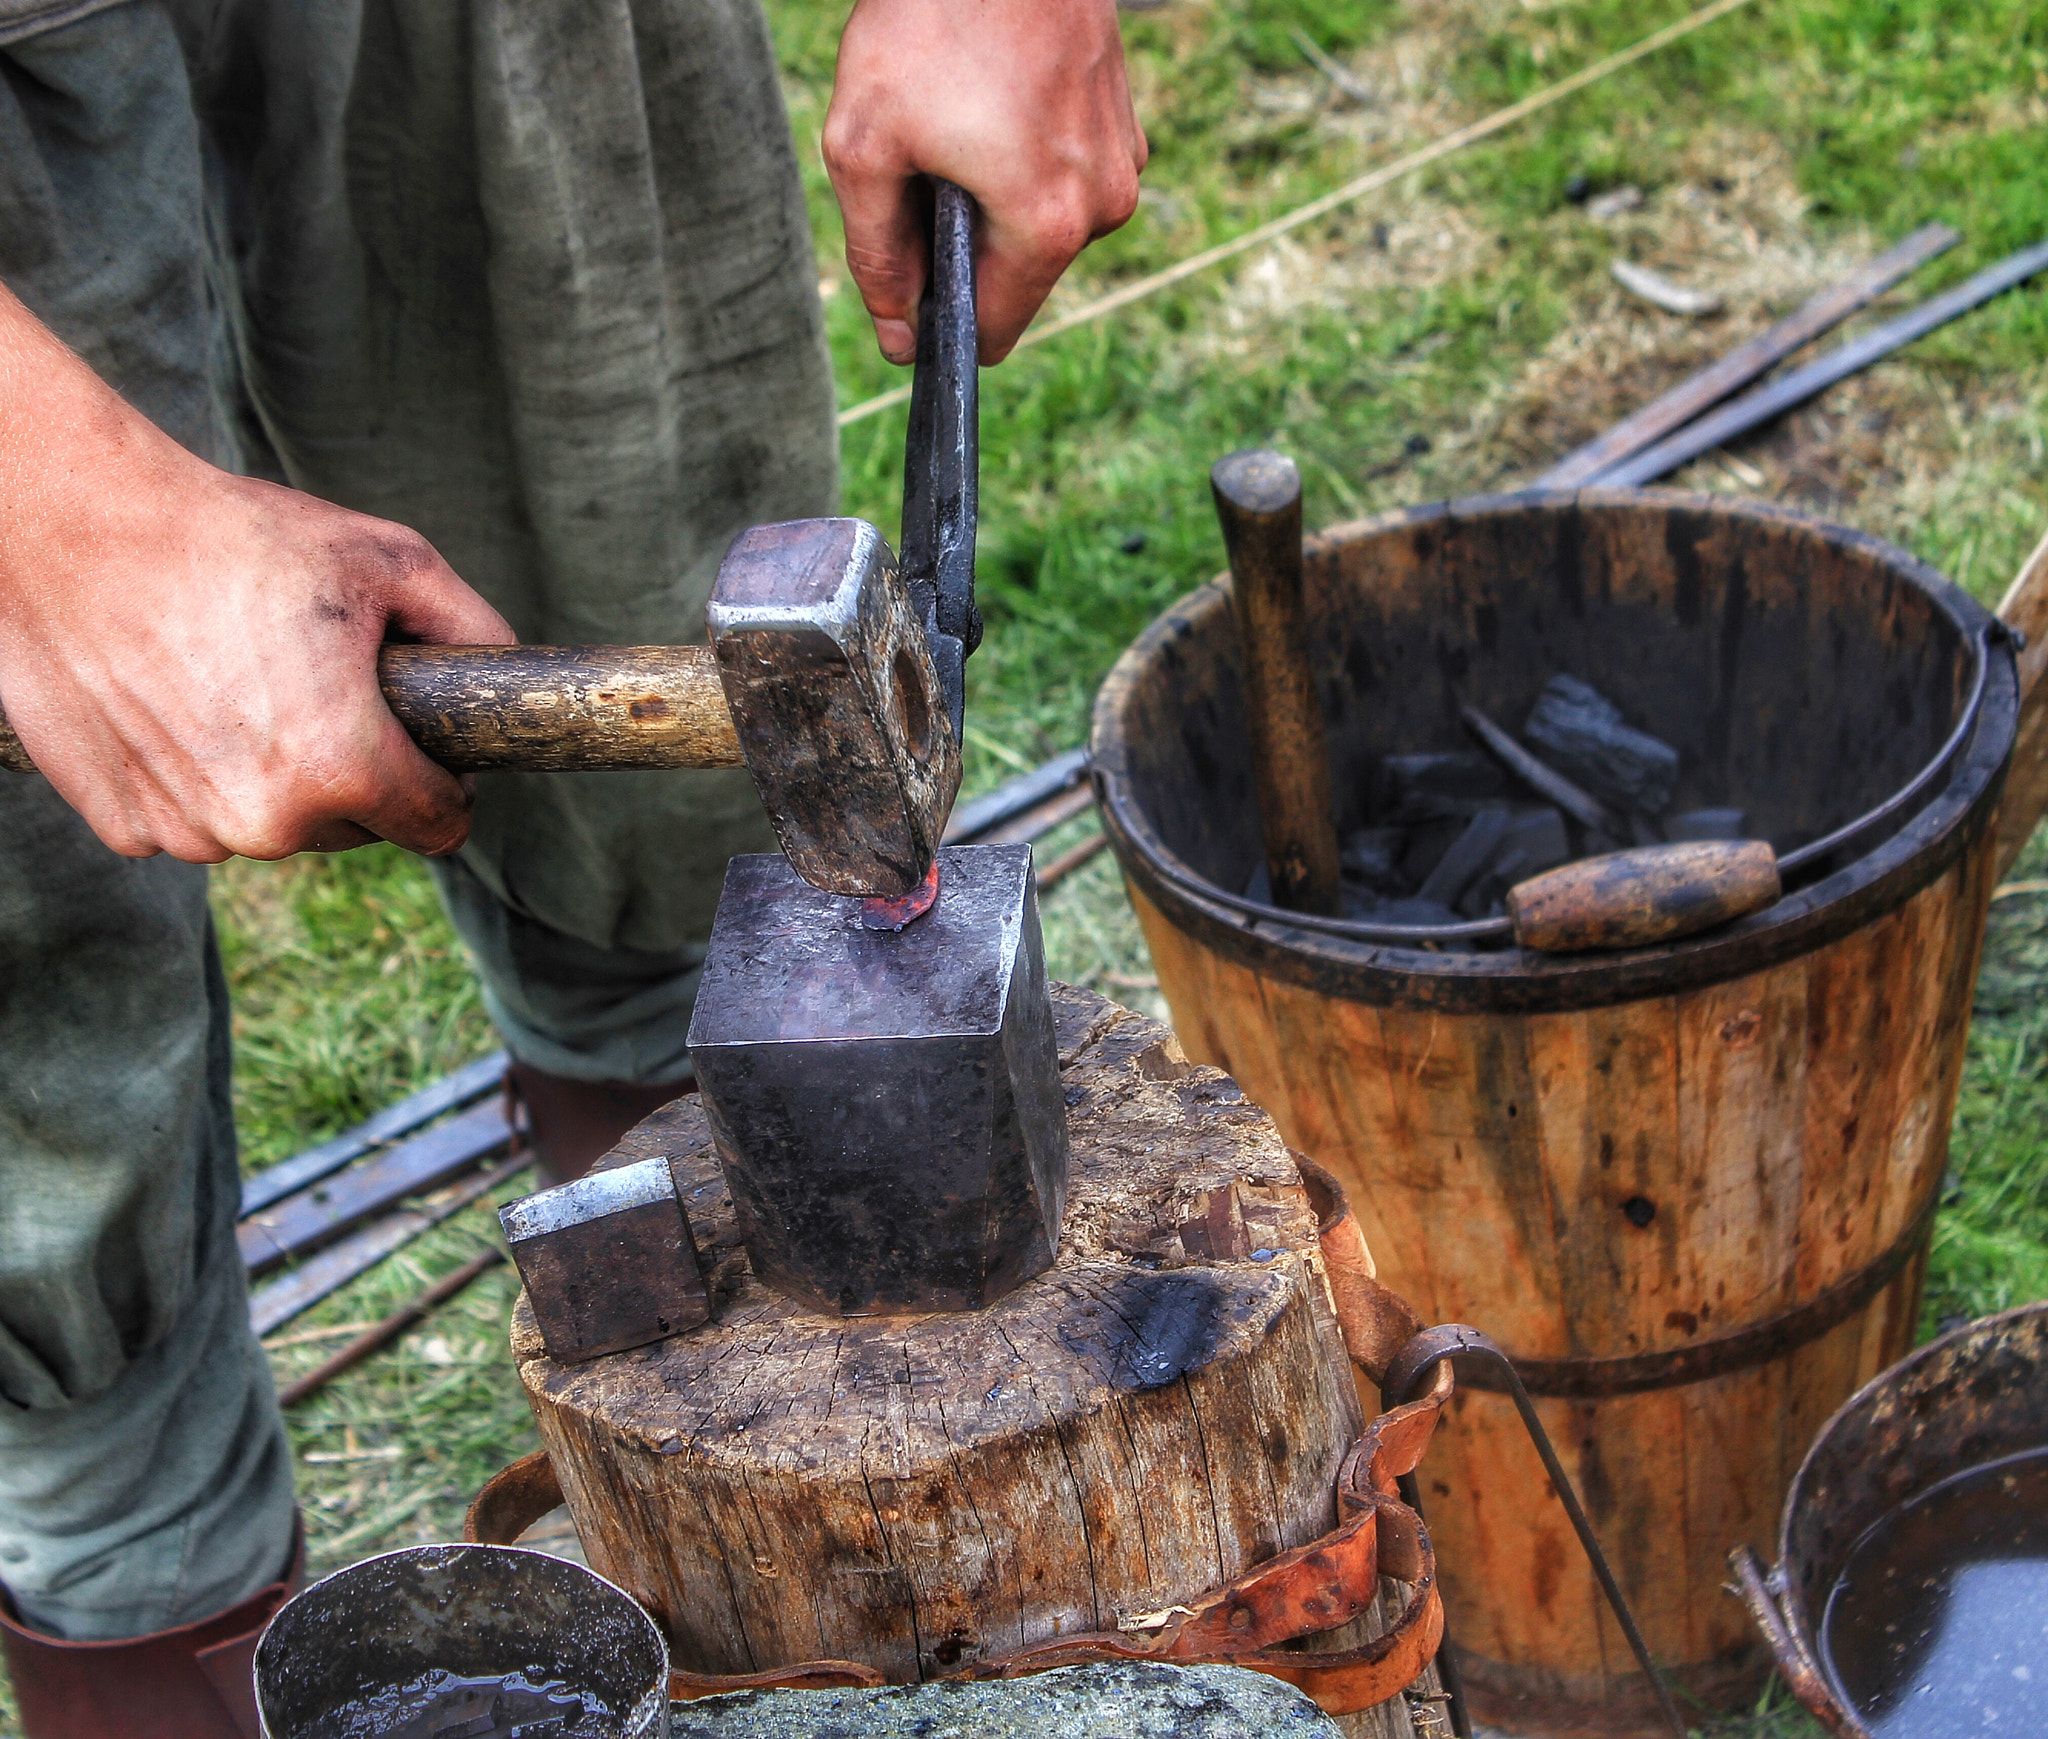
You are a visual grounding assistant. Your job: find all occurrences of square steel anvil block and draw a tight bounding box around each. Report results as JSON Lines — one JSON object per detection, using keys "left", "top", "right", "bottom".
{"left": 687, "top": 843, "right": 1069, "bottom": 1316}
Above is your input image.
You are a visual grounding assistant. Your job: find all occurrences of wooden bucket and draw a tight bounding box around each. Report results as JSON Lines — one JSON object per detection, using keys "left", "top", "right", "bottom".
{"left": 1090, "top": 490, "right": 2019, "bottom": 1736}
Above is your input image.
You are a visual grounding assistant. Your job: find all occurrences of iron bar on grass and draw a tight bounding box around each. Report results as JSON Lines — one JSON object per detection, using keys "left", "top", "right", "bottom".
{"left": 249, "top": 1155, "right": 530, "bottom": 1336}
{"left": 1533, "top": 222, "right": 1960, "bottom": 489}
{"left": 278, "top": 1245, "right": 508, "bottom": 1409}
{"left": 240, "top": 1050, "right": 508, "bottom": 1216}
{"left": 1590, "top": 235, "right": 2048, "bottom": 489}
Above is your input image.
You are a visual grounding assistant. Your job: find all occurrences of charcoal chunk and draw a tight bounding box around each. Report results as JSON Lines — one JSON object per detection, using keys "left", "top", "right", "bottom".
{"left": 1461, "top": 806, "right": 1570, "bottom": 918}
{"left": 1523, "top": 676, "right": 1679, "bottom": 816}
{"left": 1398, "top": 817, "right": 1467, "bottom": 890}
{"left": 1376, "top": 751, "right": 1514, "bottom": 824}
{"left": 1418, "top": 808, "right": 1513, "bottom": 909}
{"left": 1339, "top": 826, "right": 1409, "bottom": 895}
{"left": 1664, "top": 807, "right": 1747, "bottom": 842}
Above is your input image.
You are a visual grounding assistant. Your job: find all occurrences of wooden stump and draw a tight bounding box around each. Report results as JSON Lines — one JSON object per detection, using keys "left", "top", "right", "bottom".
{"left": 511, "top": 987, "right": 1430, "bottom": 1739}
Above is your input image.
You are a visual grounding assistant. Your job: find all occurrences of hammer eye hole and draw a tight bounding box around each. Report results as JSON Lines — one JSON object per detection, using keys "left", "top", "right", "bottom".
{"left": 893, "top": 647, "right": 934, "bottom": 764}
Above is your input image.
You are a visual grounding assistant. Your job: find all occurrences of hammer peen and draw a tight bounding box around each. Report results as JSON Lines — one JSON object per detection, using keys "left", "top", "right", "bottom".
{"left": 0, "top": 183, "right": 984, "bottom": 907}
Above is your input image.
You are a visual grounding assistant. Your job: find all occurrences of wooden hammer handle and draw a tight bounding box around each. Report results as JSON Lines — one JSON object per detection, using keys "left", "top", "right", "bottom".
{"left": 0, "top": 644, "right": 744, "bottom": 776}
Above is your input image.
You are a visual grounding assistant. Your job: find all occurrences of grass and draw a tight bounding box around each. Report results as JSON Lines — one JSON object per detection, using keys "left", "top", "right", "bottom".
{"left": 3, "top": 0, "right": 2044, "bottom": 1729}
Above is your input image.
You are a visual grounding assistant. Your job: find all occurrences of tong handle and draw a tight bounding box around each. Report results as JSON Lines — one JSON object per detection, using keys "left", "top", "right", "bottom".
{"left": 899, "top": 179, "right": 980, "bottom": 744}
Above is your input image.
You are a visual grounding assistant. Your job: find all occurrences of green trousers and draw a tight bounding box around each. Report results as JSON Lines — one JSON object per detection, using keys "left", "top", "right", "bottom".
{"left": 0, "top": 0, "right": 835, "bottom": 1638}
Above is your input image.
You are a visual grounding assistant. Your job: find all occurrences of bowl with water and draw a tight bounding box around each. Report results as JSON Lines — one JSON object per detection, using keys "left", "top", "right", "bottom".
{"left": 254, "top": 1544, "right": 669, "bottom": 1739}
{"left": 1732, "top": 1302, "right": 2048, "bottom": 1739}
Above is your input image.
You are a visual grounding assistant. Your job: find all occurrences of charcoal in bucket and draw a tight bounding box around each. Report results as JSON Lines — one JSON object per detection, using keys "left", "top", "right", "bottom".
{"left": 1332, "top": 673, "right": 1686, "bottom": 934}
{"left": 253, "top": 1545, "right": 668, "bottom": 1739}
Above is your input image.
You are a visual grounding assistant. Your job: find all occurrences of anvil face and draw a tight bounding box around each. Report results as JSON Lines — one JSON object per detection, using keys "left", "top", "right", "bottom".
{"left": 686, "top": 844, "right": 1069, "bottom": 1316}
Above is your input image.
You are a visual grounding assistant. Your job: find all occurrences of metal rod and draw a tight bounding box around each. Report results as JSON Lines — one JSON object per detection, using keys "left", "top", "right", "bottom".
{"left": 1037, "top": 829, "right": 1109, "bottom": 893}
{"left": 276, "top": 1244, "right": 507, "bottom": 1408}
{"left": 1591, "top": 235, "right": 2048, "bottom": 489}
{"left": 946, "top": 748, "right": 1091, "bottom": 843}
{"left": 1533, "top": 223, "right": 1960, "bottom": 490}
{"left": 1397, "top": 1469, "right": 1474, "bottom": 1739}
{"left": 1386, "top": 1325, "right": 1689, "bottom": 1739}
{"left": 239, "top": 1051, "right": 508, "bottom": 1218}
{"left": 1460, "top": 703, "right": 1613, "bottom": 833}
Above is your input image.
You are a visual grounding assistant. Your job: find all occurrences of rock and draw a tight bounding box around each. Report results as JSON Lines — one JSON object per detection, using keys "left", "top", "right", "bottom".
{"left": 1585, "top": 184, "right": 1644, "bottom": 220}
{"left": 1417, "top": 807, "right": 1513, "bottom": 908}
{"left": 1523, "top": 675, "right": 1680, "bottom": 817}
{"left": 1375, "top": 751, "right": 1514, "bottom": 824}
{"left": 668, "top": 1661, "right": 1347, "bottom": 1739}
{"left": 1460, "top": 805, "right": 1570, "bottom": 918}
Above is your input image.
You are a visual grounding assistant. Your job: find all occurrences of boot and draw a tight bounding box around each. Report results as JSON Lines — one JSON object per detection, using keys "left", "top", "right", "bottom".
{"left": 508, "top": 1061, "right": 693, "bottom": 1188}
{"left": 0, "top": 1516, "right": 303, "bottom": 1739}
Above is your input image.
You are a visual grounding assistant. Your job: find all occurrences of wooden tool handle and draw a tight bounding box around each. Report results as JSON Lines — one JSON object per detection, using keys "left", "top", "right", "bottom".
{"left": 1993, "top": 525, "right": 2048, "bottom": 880}
{"left": 378, "top": 644, "right": 740, "bottom": 770}
{"left": 1508, "top": 839, "right": 1781, "bottom": 953}
{"left": 0, "top": 645, "right": 744, "bottom": 776}
{"left": 1211, "top": 450, "right": 1342, "bottom": 916}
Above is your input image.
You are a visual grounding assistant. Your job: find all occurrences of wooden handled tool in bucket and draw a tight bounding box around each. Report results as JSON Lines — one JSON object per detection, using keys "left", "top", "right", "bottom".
{"left": 1212, "top": 457, "right": 2048, "bottom": 956}
{"left": 1518, "top": 520, "right": 2048, "bottom": 952}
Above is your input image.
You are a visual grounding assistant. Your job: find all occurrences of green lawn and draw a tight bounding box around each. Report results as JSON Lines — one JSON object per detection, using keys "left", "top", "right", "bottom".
{"left": 13, "top": 0, "right": 2046, "bottom": 1729}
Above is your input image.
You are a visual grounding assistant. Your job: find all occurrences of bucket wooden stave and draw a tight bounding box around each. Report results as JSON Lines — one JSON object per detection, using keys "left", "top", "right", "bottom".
{"left": 1091, "top": 490, "right": 2017, "bottom": 1735}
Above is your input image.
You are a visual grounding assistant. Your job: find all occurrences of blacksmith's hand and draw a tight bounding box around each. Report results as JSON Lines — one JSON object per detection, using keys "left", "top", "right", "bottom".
{"left": 823, "top": 0, "right": 1147, "bottom": 365}
{"left": 0, "top": 280, "right": 515, "bottom": 863}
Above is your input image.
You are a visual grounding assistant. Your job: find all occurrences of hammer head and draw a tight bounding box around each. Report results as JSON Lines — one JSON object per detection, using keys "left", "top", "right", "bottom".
{"left": 709, "top": 519, "right": 961, "bottom": 900}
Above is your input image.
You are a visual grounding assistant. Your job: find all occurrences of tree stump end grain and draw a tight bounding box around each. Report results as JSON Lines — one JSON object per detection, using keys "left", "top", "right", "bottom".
{"left": 512, "top": 987, "right": 1413, "bottom": 1735}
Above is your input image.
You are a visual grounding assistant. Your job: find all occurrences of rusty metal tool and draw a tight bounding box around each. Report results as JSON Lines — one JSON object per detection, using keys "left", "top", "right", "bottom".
{"left": 1533, "top": 222, "right": 1960, "bottom": 490}
{"left": 686, "top": 842, "right": 1068, "bottom": 1317}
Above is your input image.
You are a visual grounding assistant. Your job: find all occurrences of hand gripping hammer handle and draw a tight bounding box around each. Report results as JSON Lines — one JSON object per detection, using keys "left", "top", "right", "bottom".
{"left": 0, "top": 190, "right": 984, "bottom": 783}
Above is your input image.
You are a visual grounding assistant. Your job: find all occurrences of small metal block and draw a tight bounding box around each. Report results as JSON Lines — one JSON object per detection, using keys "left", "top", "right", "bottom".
{"left": 687, "top": 843, "right": 1070, "bottom": 1317}
{"left": 501, "top": 1156, "right": 710, "bottom": 1362}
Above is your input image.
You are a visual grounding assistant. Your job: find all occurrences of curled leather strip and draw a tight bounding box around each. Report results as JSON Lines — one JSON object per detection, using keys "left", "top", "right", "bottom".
{"left": 465, "top": 1160, "right": 1449, "bottom": 1714}
{"left": 1297, "top": 1152, "right": 1429, "bottom": 1387}
{"left": 464, "top": 1448, "right": 561, "bottom": 1548}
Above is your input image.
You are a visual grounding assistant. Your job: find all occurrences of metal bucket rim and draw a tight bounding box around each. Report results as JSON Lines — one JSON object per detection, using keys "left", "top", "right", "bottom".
{"left": 253, "top": 1541, "right": 671, "bottom": 1739}
{"left": 1771, "top": 1297, "right": 2048, "bottom": 1691}
{"left": 1091, "top": 488, "right": 2019, "bottom": 1013}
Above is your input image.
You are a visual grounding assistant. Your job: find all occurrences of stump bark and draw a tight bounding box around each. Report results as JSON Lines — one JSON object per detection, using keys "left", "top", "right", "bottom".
{"left": 511, "top": 987, "right": 1431, "bottom": 1739}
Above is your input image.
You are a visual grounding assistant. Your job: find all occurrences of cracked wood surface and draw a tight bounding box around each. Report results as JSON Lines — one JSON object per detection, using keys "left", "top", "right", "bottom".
{"left": 512, "top": 987, "right": 1420, "bottom": 1737}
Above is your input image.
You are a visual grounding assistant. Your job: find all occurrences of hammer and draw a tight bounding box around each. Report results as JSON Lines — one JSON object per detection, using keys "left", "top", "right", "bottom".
{"left": 0, "top": 183, "right": 984, "bottom": 908}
